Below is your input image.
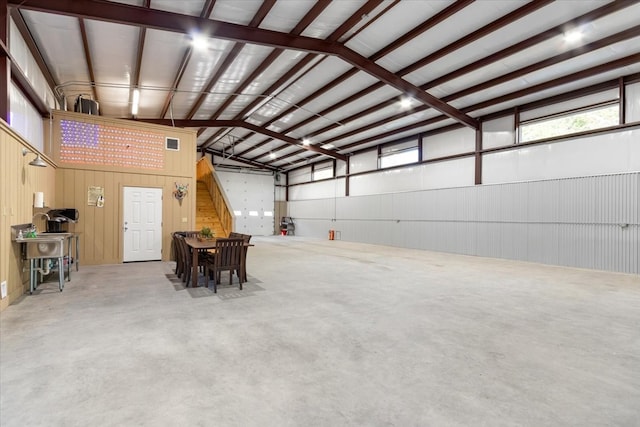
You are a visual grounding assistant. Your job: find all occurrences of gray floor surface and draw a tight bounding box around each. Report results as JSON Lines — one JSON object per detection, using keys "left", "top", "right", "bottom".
{"left": 1, "top": 236, "right": 639, "bottom": 427}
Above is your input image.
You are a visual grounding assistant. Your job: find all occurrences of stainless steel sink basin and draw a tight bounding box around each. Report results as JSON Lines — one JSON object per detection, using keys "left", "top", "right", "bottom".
{"left": 16, "top": 237, "right": 65, "bottom": 259}
{"left": 40, "top": 232, "right": 74, "bottom": 238}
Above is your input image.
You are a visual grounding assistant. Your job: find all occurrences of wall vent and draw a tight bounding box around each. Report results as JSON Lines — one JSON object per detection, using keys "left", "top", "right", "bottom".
{"left": 166, "top": 137, "right": 179, "bottom": 151}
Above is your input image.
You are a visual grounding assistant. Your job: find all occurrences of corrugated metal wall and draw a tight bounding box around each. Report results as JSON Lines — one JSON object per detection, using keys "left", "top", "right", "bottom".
{"left": 288, "top": 173, "right": 639, "bottom": 274}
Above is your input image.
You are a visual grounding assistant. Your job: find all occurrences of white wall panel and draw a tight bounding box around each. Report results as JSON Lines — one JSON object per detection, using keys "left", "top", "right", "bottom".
{"left": 288, "top": 178, "right": 345, "bottom": 200}
{"left": 288, "top": 166, "right": 311, "bottom": 185}
{"left": 349, "top": 157, "right": 475, "bottom": 197}
{"left": 288, "top": 173, "right": 639, "bottom": 274}
{"left": 350, "top": 166, "right": 422, "bottom": 196}
{"left": 423, "top": 127, "right": 475, "bottom": 160}
{"left": 349, "top": 149, "right": 378, "bottom": 174}
{"left": 423, "top": 157, "right": 475, "bottom": 190}
{"left": 626, "top": 82, "right": 640, "bottom": 123}
{"left": 483, "top": 115, "right": 515, "bottom": 149}
{"left": 337, "top": 194, "right": 392, "bottom": 220}
{"left": 336, "top": 159, "right": 347, "bottom": 176}
{"left": 9, "top": 83, "right": 44, "bottom": 151}
{"left": 217, "top": 170, "right": 274, "bottom": 236}
{"left": 484, "top": 127, "right": 640, "bottom": 184}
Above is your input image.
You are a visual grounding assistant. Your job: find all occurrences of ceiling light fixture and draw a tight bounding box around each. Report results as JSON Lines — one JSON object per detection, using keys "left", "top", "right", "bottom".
{"left": 22, "top": 148, "right": 47, "bottom": 167}
{"left": 131, "top": 89, "right": 140, "bottom": 115}
{"left": 302, "top": 138, "right": 310, "bottom": 146}
{"left": 564, "top": 29, "right": 583, "bottom": 43}
{"left": 321, "top": 143, "right": 335, "bottom": 150}
{"left": 191, "top": 34, "right": 208, "bottom": 50}
{"left": 399, "top": 97, "right": 413, "bottom": 109}
{"left": 269, "top": 152, "right": 276, "bottom": 159}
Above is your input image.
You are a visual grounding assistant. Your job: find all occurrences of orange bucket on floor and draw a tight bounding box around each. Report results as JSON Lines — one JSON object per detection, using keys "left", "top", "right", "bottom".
{"left": 328, "top": 229, "right": 335, "bottom": 240}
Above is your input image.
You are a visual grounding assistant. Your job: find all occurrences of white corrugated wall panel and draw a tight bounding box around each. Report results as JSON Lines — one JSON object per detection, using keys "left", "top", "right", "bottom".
{"left": 423, "top": 127, "right": 475, "bottom": 159}
{"left": 484, "top": 127, "right": 640, "bottom": 184}
{"left": 287, "top": 173, "right": 639, "bottom": 274}
{"left": 483, "top": 116, "right": 515, "bottom": 150}
{"left": 288, "top": 178, "right": 345, "bottom": 201}
{"left": 349, "top": 150, "right": 378, "bottom": 175}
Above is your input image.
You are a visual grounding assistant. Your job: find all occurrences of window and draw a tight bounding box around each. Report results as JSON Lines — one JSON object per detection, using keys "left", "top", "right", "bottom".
{"left": 379, "top": 139, "right": 418, "bottom": 168}
{"left": 520, "top": 102, "right": 619, "bottom": 143}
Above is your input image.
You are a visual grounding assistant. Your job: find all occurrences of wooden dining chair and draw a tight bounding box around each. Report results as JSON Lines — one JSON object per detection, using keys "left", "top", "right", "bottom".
{"left": 229, "top": 232, "right": 251, "bottom": 281}
{"left": 172, "top": 233, "right": 183, "bottom": 277}
{"left": 204, "top": 238, "right": 244, "bottom": 293}
{"left": 175, "top": 234, "right": 194, "bottom": 287}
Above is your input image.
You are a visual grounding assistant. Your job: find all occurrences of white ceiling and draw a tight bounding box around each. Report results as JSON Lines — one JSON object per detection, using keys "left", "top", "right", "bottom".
{"left": 10, "top": 0, "right": 640, "bottom": 171}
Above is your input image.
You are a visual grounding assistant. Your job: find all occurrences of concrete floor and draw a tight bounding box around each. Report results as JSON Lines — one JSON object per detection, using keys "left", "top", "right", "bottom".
{"left": 1, "top": 236, "right": 639, "bottom": 426}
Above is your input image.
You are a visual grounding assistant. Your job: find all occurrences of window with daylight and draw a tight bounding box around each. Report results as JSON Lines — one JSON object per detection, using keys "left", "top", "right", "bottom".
{"left": 379, "top": 139, "right": 418, "bottom": 168}
{"left": 520, "top": 102, "right": 619, "bottom": 143}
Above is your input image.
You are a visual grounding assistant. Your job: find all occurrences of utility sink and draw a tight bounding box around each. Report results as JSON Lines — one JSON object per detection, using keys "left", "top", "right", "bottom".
{"left": 16, "top": 236, "right": 65, "bottom": 259}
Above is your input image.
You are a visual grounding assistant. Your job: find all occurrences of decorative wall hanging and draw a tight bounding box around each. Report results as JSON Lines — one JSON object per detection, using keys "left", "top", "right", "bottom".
{"left": 173, "top": 182, "right": 189, "bottom": 205}
{"left": 60, "top": 119, "right": 164, "bottom": 170}
{"left": 88, "top": 186, "right": 104, "bottom": 206}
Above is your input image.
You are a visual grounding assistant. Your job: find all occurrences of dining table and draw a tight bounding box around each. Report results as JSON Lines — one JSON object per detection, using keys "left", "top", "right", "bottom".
{"left": 184, "top": 236, "right": 217, "bottom": 287}
{"left": 184, "top": 236, "right": 253, "bottom": 287}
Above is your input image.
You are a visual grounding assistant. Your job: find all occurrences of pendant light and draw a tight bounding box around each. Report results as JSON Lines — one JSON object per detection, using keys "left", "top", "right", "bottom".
{"left": 22, "top": 148, "right": 47, "bottom": 167}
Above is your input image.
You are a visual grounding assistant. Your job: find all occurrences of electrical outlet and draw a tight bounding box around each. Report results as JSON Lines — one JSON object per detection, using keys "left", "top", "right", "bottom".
{"left": 182, "top": 217, "right": 188, "bottom": 223}
{"left": 1, "top": 281, "right": 7, "bottom": 299}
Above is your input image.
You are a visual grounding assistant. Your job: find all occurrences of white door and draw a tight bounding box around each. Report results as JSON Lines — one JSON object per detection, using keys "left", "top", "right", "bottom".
{"left": 123, "top": 187, "right": 162, "bottom": 262}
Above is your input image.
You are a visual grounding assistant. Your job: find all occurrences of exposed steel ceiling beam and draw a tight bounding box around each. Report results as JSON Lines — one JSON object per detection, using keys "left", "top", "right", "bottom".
{"left": 334, "top": 54, "right": 640, "bottom": 153}
{"left": 238, "top": 0, "right": 466, "bottom": 154}
{"left": 420, "top": 0, "right": 638, "bottom": 91}
{"left": 133, "top": 119, "right": 347, "bottom": 161}
{"left": 185, "top": 0, "right": 275, "bottom": 120}
{"left": 201, "top": 0, "right": 386, "bottom": 152}
{"left": 201, "top": 0, "right": 332, "bottom": 124}
{"left": 198, "top": 54, "right": 319, "bottom": 151}
{"left": 253, "top": 0, "right": 553, "bottom": 160}
{"left": 277, "top": 57, "right": 640, "bottom": 167}
{"left": 450, "top": 25, "right": 640, "bottom": 100}
{"left": 196, "top": 0, "right": 335, "bottom": 147}
{"left": 159, "top": 0, "right": 215, "bottom": 118}
{"left": 8, "top": 0, "right": 477, "bottom": 129}
{"left": 230, "top": 0, "right": 467, "bottom": 159}
{"left": 204, "top": 147, "right": 279, "bottom": 171}
{"left": 77, "top": 18, "right": 97, "bottom": 103}
{"left": 297, "top": 25, "right": 640, "bottom": 148}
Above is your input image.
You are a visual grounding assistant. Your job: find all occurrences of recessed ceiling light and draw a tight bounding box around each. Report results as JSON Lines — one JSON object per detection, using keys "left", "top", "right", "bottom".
{"left": 191, "top": 34, "right": 208, "bottom": 50}
{"left": 399, "top": 97, "right": 413, "bottom": 109}
{"left": 564, "top": 29, "right": 583, "bottom": 43}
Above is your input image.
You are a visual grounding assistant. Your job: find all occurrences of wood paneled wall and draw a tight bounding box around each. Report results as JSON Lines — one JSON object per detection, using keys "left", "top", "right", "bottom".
{"left": 0, "top": 120, "right": 56, "bottom": 310}
{"left": 50, "top": 111, "right": 197, "bottom": 266}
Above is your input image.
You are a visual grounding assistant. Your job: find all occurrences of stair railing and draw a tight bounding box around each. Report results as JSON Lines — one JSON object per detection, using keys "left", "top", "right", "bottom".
{"left": 197, "top": 157, "right": 234, "bottom": 236}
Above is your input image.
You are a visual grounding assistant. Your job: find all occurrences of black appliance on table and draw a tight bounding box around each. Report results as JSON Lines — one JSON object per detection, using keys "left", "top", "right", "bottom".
{"left": 46, "top": 208, "right": 79, "bottom": 233}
